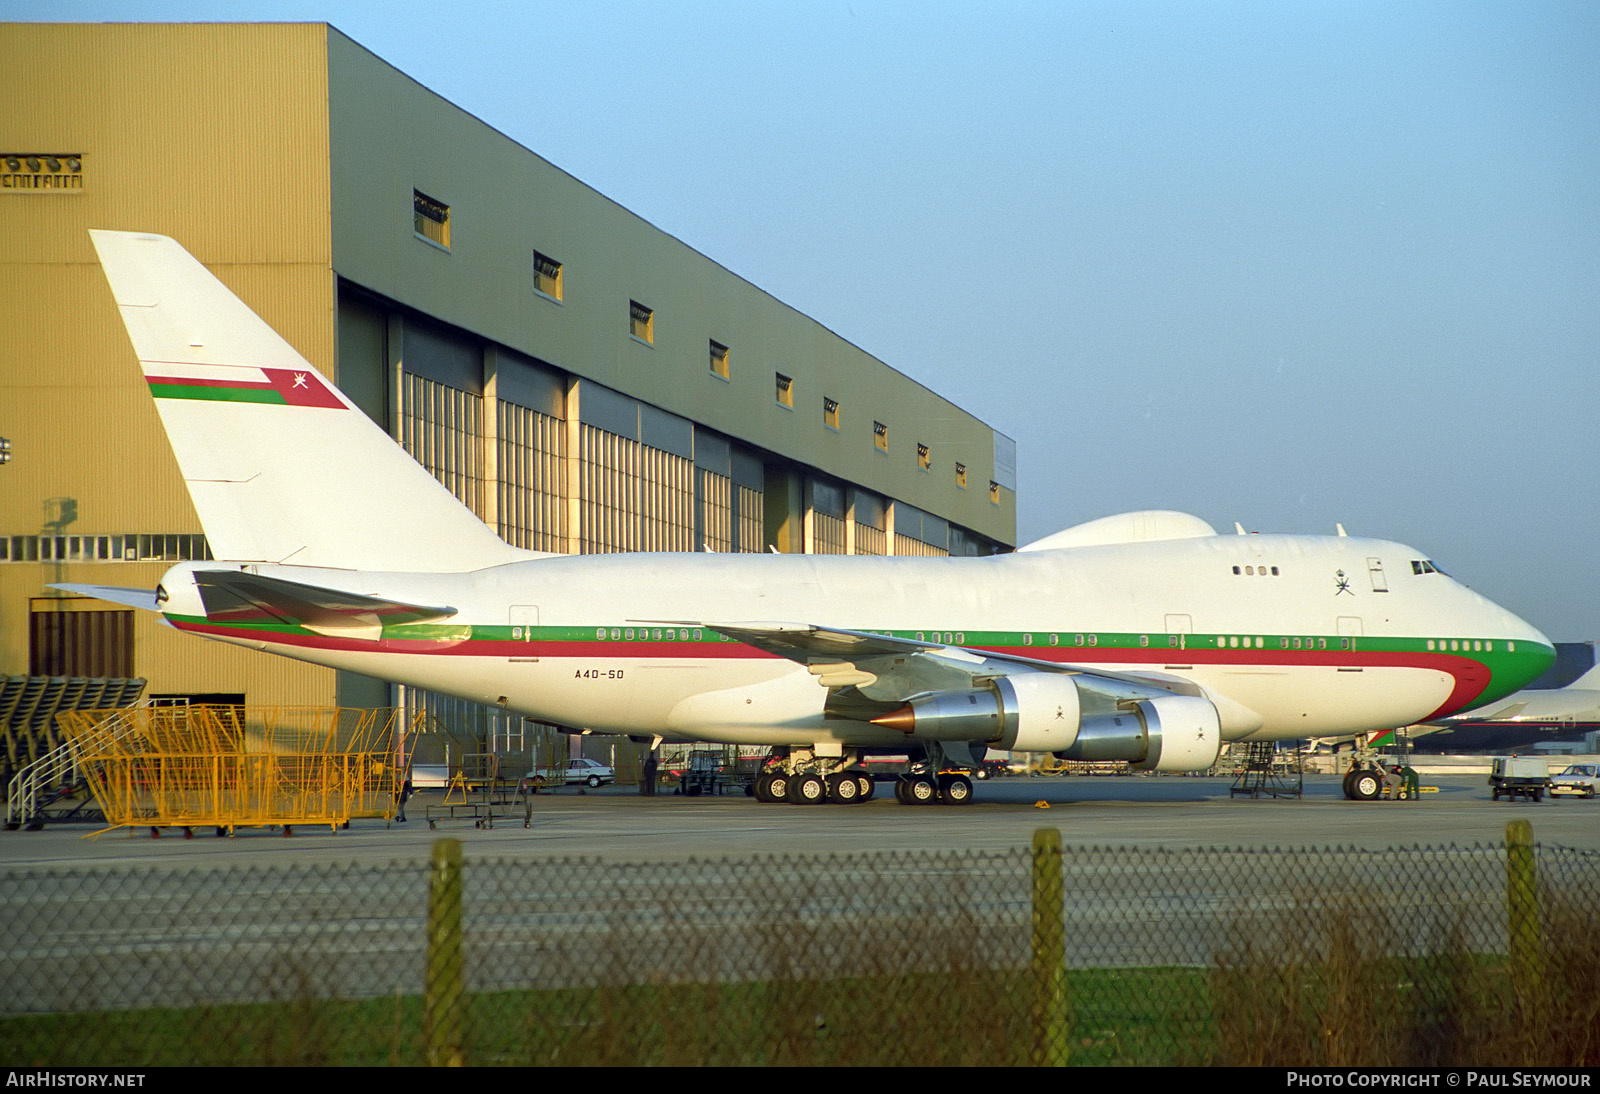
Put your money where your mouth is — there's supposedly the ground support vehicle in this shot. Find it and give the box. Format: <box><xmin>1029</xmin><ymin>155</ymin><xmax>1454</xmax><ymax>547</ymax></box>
<box><xmin>1489</xmin><ymin>757</ymin><xmax>1550</xmax><ymax>802</ymax></box>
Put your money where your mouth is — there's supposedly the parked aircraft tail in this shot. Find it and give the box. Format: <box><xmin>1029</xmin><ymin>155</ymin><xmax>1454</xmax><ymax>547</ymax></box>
<box><xmin>90</xmin><ymin>230</ymin><xmax>529</xmax><ymax>572</ymax></box>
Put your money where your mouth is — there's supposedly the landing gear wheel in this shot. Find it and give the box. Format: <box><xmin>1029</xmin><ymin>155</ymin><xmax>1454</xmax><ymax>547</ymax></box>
<box><xmin>1342</xmin><ymin>771</ymin><xmax>1358</xmax><ymax>800</ymax></box>
<box><xmin>827</xmin><ymin>773</ymin><xmax>860</xmax><ymax>804</ymax></box>
<box><xmin>904</xmin><ymin>775</ymin><xmax>937</xmax><ymax>805</ymax></box>
<box><xmin>1351</xmin><ymin>772</ymin><xmax>1382</xmax><ymax>801</ymax></box>
<box><xmin>940</xmin><ymin>775</ymin><xmax>974</xmax><ymax>805</ymax></box>
<box><xmin>765</xmin><ymin>773</ymin><xmax>789</xmax><ymax>803</ymax></box>
<box><xmin>893</xmin><ymin>778</ymin><xmax>910</xmax><ymax>805</ymax></box>
<box><xmin>856</xmin><ymin>775</ymin><xmax>875</xmax><ymax>801</ymax></box>
<box><xmin>787</xmin><ymin>772</ymin><xmax>826</xmax><ymax>804</ymax></box>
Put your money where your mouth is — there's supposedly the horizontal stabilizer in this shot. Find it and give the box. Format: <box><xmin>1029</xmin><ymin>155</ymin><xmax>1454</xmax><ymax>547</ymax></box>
<box><xmin>192</xmin><ymin>570</ymin><xmax>455</xmax><ymax>641</ymax></box>
<box><xmin>49</xmin><ymin>584</ymin><xmax>164</xmax><ymax>612</ymax></box>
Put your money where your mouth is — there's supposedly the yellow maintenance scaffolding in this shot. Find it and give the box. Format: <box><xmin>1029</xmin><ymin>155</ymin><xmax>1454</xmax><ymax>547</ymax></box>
<box><xmin>56</xmin><ymin>706</ymin><xmax>421</xmax><ymax>837</ymax></box>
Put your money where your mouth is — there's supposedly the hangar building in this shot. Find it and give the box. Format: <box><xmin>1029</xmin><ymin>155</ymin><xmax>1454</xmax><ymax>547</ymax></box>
<box><xmin>0</xmin><ymin>23</ymin><xmax>1017</xmax><ymax>740</ymax></box>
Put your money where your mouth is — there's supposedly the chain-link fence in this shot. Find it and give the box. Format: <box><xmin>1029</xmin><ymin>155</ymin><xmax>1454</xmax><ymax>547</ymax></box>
<box><xmin>3</xmin><ymin>825</ymin><xmax>1598</xmax><ymax>1066</ymax></box>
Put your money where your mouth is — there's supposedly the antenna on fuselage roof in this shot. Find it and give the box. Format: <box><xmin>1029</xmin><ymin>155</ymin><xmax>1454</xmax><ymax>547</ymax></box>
<box><xmin>1336</xmin><ymin>523</ymin><xmax>1348</xmax><ymax>537</ymax></box>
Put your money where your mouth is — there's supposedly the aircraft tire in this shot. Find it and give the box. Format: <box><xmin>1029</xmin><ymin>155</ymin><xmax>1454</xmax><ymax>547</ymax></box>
<box><xmin>893</xmin><ymin>777</ymin><xmax>910</xmax><ymax>804</ymax></box>
<box><xmin>940</xmin><ymin>775</ymin><xmax>974</xmax><ymax>805</ymax></box>
<box><xmin>856</xmin><ymin>775</ymin><xmax>875</xmax><ymax>801</ymax></box>
<box><xmin>766</xmin><ymin>774</ymin><xmax>789</xmax><ymax>803</ymax></box>
<box><xmin>826</xmin><ymin>773</ymin><xmax>860</xmax><ymax>804</ymax></box>
<box><xmin>1342</xmin><ymin>771</ymin><xmax>1358</xmax><ymax>800</ymax></box>
<box><xmin>1351</xmin><ymin>772</ymin><xmax>1382</xmax><ymax>801</ymax></box>
<box><xmin>787</xmin><ymin>773</ymin><xmax>826</xmax><ymax>804</ymax></box>
<box><xmin>906</xmin><ymin>776</ymin><xmax>937</xmax><ymax>805</ymax></box>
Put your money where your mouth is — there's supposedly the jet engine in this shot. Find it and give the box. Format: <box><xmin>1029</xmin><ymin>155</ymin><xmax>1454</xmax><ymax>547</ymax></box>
<box><xmin>871</xmin><ymin>674</ymin><xmax>1221</xmax><ymax>772</ymax></box>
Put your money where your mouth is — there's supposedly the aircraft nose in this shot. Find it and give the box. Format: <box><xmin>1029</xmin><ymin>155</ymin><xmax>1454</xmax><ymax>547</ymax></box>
<box><xmin>1501</xmin><ymin>608</ymin><xmax>1556</xmax><ymax>686</ymax></box>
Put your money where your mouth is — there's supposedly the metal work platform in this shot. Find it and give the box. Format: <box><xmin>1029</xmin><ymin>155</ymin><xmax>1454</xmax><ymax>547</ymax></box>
<box><xmin>53</xmin><ymin>705</ymin><xmax>418</xmax><ymax>836</ymax></box>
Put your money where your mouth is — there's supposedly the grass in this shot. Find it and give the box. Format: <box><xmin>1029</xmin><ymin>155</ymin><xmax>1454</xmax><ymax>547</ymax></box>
<box><xmin>8</xmin><ymin>936</ymin><xmax>1600</xmax><ymax>1066</ymax></box>
<box><xmin>0</xmin><ymin>967</ymin><xmax>1213</xmax><ymax>1067</ymax></box>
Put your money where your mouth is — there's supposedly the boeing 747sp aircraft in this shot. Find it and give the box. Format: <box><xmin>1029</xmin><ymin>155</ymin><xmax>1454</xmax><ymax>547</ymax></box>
<box><xmin>62</xmin><ymin>231</ymin><xmax>1556</xmax><ymax>806</ymax></box>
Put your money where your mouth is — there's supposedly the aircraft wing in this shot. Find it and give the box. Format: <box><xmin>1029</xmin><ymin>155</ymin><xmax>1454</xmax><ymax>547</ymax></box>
<box><xmin>51</xmin><ymin>583</ymin><xmax>164</xmax><ymax>612</ymax></box>
<box><xmin>680</xmin><ymin>620</ymin><xmax>1201</xmax><ymax>703</ymax></box>
<box><xmin>189</xmin><ymin>570</ymin><xmax>456</xmax><ymax>640</ymax></box>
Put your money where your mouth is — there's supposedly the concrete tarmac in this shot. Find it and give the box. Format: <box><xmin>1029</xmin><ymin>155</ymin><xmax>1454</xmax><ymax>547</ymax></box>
<box><xmin>2</xmin><ymin>773</ymin><xmax>1594</xmax><ymax>871</ymax></box>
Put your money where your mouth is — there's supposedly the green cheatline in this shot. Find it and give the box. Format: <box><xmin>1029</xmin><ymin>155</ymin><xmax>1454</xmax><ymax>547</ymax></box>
<box><xmin>147</xmin><ymin>381</ymin><xmax>285</xmax><ymax>404</ymax></box>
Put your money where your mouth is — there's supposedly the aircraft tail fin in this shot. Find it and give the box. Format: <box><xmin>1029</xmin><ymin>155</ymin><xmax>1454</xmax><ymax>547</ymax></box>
<box><xmin>90</xmin><ymin>230</ymin><xmax>529</xmax><ymax>573</ymax></box>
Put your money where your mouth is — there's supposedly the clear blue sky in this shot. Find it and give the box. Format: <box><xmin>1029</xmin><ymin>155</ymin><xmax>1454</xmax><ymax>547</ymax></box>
<box><xmin>25</xmin><ymin>1</ymin><xmax>1600</xmax><ymax>639</ymax></box>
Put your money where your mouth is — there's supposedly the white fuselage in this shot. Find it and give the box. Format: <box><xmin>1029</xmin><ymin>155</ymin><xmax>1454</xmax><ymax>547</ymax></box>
<box><xmin>159</xmin><ymin>531</ymin><xmax>1553</xmax><ymax>749</ymax></box>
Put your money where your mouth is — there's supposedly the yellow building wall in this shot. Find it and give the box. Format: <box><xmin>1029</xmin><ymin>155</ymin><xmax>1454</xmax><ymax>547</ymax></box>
<box><xmin>0</xmin><ymin>23</ymin><xmax>337</xmax><ymax>704</ymax></box>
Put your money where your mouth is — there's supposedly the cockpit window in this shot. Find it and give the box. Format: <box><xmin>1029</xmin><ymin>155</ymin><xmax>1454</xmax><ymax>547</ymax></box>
<box><xmin>1411</xmin><ymin>560</ymin><xmax>1447</xmax><ymax>576</ymax></box>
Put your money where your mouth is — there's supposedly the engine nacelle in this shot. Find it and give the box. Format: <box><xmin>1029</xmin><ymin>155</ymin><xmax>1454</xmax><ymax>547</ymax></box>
<box><xmin>1061</xmin><ymin>695</ymin><xmax>1221</xmax><ymax>772</ymax></box>
<box><xmin>991</xmin><ymin>674</ymin><xmax>1084</xmax><ymax>753</ymax></box>
<box><xmin>873</xmin><ymin>674</ymin><xmax>1084</xmax><ymax>753</ymax></box>
<box><xmin>871</xmin><ymin>674</ymin><xmax>1221</xmax><ymax>774</ymax></box>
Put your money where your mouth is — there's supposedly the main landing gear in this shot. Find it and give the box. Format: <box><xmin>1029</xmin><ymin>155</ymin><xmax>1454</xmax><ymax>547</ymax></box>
<box><xmin>749</xmin><ymin>746</ymin><xmax>977</xmax><ymax>806</ymax></box>
<box><xmin>891</xmin><ymin>771</ymin><xmax>974</xmax><ymax>806</ymax></box>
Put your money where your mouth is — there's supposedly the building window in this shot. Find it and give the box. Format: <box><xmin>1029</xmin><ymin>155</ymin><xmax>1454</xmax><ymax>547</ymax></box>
<box><xmin>709</xmin><ymin>340</ymin><xmax>730</xmax><ymax>380</ymax></box>
<box><xmin>989</xmin><ymin>481</ymin><xmax>1001</xmax><ymax>504</ymax></box>
<box><xmin>401</xmin><ymin>373</ymin><xmax>486</xmax><ymax>518</ymax></box>
<box><xmin>533</xmin><ymin>251</ymin><xmax>562</xmax><ymax>301</ymax></box>
<box><xmin>917</xmin><ymin>443</ymin><xmax>932</xmax><ymax>471</ymax></box>
<box><xmin>497</xmin><ymin>401</ymin><xmax>566</xmax><ymax>553</ymax></box>
<box><xmin>955</xmin><ymin>462</ymin><xmax>967</xmax><ymax>489</ymax></box>
<box><xmin>823</xmin><ymin>397</ymin><xmax>840</xmax><ymax>431</ymax></box>
<box><xmin>775</xmin><ymin>373</ymin><xmax>793</xmax><ymax>409</ymax></box>
<box><xmin>873</xmin><ymin>421</ymin><xmax>888</xmax><ymax>453</ymax></box>
<box><xmin>629</xmin><ymin>301</ymin><xmax>654</xmax><ymax>344</ymax></box>
<box><xmin>413</xmin><ymin>190</ymin><xmax>450</xmax><ymax>250</ymax></box>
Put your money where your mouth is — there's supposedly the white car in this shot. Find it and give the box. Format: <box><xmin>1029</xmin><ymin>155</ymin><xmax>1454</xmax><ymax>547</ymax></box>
<box><xmin>562</xmin><ymin>758</ymin><xmax>615</xmax><ymax>788</ymax></box>
<box><xmin>1550</xmin><ymin>763</ymin><xmax>1599</xmax><ymax>799</ymax></box>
